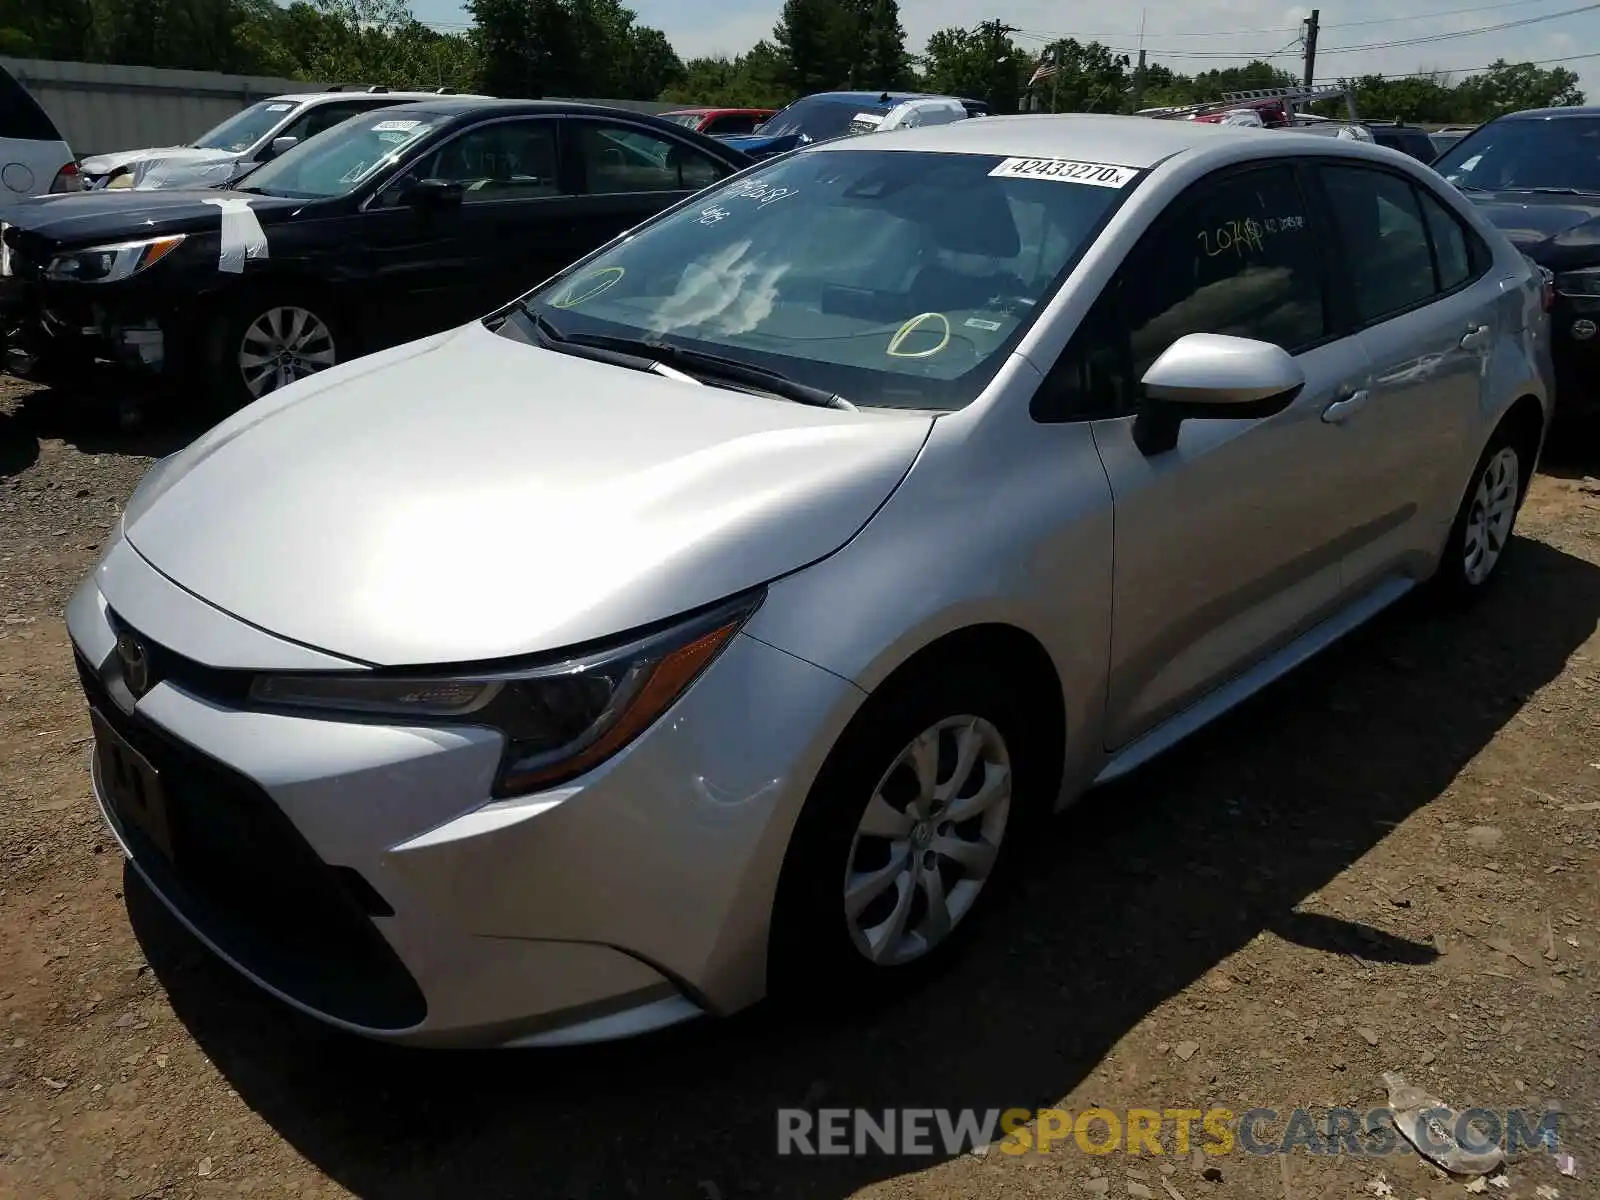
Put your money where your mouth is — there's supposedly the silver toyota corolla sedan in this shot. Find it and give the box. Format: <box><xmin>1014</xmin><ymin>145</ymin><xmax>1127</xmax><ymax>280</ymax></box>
<box><xmin>67</xmin><ymin>114</ymin><xmax>1553</xmax><ymax>1048</ymax></box>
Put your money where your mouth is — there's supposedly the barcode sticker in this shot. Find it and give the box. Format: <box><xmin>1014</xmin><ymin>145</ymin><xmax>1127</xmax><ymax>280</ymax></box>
<box><xmin>988</xmin><ymin>158</ymin><xmax>1138</xmax><ymax>188</ymax></box>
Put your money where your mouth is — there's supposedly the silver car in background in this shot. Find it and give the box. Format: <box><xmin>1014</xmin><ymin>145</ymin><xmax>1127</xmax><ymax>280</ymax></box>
<box><xmin>67</xmin><ymin>115</ymin><xmax>1552</xmax><ymax>1048</ymax></box>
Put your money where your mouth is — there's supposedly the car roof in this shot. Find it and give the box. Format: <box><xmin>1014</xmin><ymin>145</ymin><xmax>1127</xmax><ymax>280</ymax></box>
<box><xmin>1501</xmin><ymin>106</ymin><xmax>1600</xmax><ymax>120</ymax></box>
<box><xmin>665</xmin><ymin>106</ymin><xmax>772</xmax><ymax>115</ymax></box>
<box><xmin>320</xmin><ymin>98</ymin><xmax>693</xmax><ymax>121</ymax></box>
<box><xmin>265</xmin><ymin>90</ymin><xmax>490</xmax><ymax>105</ymax></box>
<box><xmin>814</xmin><ymin>111</ymin><xmax>1386</xmax><ymax>168</ymax></box>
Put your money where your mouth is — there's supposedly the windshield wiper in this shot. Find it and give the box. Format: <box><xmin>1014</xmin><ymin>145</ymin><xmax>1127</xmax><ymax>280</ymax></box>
<box><xmin>542</xmin><ymin>325</ymin><xmax>857</xmax><ymax>411</ymax></box>
<box><xmin>1518</xmin><ymin>186</ymin><xmax>1600</xmax><ymax>196</ymax></box>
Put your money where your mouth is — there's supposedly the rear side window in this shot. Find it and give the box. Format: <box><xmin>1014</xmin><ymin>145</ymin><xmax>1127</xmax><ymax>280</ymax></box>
<box><xmin>0</xmin><ymin>66</ymin><xmax>61</xmax><ymax>143</ymax></box>
<box><xmin>1319</xmin><ymin>163</ymin><xmax>1489</xmax><ymax>325</ymax></box>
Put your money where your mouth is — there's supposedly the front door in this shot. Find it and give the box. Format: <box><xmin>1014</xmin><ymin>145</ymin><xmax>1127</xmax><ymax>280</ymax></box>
<box><xmin>361</xmin><ymin>115</ymin><xmax>589</xmax><ymax>339</ymax></box>
<box><xmin>1056</xmin><ymin>161</ymin><xmax>1374</xmax><ymax>747</ymax></box>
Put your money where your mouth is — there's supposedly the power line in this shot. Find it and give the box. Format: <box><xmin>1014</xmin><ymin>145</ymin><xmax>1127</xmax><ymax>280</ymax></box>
<box><xmin>1317</xmin><ymin>48</ymin><xmax>1600</xmax><ymax>82</ymax></box>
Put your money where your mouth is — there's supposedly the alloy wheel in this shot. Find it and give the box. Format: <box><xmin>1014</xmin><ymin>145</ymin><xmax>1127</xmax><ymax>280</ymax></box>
<box><xmin>1462</xmin><ymin>446</ymin><xmax>1519</xmax><ymax>586</ymax></box>
<box><xmin>842</xmin><ymin>715</ymin><xmax>1012</xmax><ymax>967</ymax></box>
<box><xmin>238</xmin><ymin>306</ymin><xmax>337</xmax><ymax>398</ymax></box>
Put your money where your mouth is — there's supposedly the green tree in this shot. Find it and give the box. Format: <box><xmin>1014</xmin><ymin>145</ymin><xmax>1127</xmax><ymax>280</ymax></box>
<box><xmin>1029</xmin><ymin>39</ymin><xmax>1130</xmax><ymax>113</ymax></box>
<box><xmin>920</xmin><ymin>20</ymin><xmax>1030</xmax><ymax>113</ymax></box>
<box><xmin>1457</xmin><ymin>59</ymin><xmax>1584</xmax><ymax>118</ymax></box>
<box><xmin>772</xmin><ymin>0</ymin><xmax>851</xmax><ymax>94</ymax></box>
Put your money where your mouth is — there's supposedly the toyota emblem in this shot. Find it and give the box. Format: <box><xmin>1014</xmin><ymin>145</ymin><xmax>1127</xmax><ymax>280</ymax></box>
<box><xmin>116</xmin><ymin>631</ymin><xmax>151</xmax><ymax>697</ymax></box>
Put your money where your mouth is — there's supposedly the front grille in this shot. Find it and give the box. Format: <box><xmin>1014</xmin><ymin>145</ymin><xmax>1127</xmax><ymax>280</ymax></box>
<box><xmin>78</xmin><ymin>649</ymin><xmax>428</xmax><ymax>1032</ymax></box>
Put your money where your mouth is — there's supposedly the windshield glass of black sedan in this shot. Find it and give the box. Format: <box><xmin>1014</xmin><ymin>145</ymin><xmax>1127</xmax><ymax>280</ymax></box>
<box><xmin>193</xmin><ymin>99</ymin><xmax>299</xmax><ymax>152</ymax></box>
<box><xmin>1435</xmin><ymin>116</ymin><xmax>1600</xmax><ymax>193</ymax></box>
<box><xmin>516</xmin><ymin>149</ymin><xmax>1135</xmax><ymax>410</ymax></box>
<box><xmin>238</xmin><ymin>112</ymin><xmax>440</xmax><ymax>198</ymax></box>
<box><xmin>759</xmin><ymin>97</ymin><xmax>886</xmax><ymax>141</ymax></box>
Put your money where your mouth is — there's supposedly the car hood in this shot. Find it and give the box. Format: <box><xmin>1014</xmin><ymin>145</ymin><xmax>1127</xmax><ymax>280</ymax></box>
<box><xmin>2</xmin><ymin>187</ymin><xmax>304</xmax><ymax>250</ymax></box>
<box><xmin>79</xmin><ymin>145</ymin><xmax>235</xmax><ymax>179</ymax></box>
<box><xmin>1460</xmin><ymin>189</ymin><xmax>1600</xmax><ymax>271</ymax></box>
<box><xmin>120</xmin><ymin>321</ymin><xmax>934</xmax><ymax>667</ymax></box>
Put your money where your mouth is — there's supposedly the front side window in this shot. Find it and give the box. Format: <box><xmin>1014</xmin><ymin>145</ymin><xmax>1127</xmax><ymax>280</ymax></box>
<box><xmin>1434</xmin><ymin>116</ymin><xmax>1600</xmax><ymax>194</ymax></box>
<box><xmin>511</xmin><ymin>148</ymin><xmax>1138</xmax><ymax>410</ymax></box>
<box><xmin>1320</xmin><ymin>164</ymin><xmax>1437</xmax><ymax>325</ymax></box>
<box><xmin>236</xmin><ymin>110</ymin><xmax>442</xmax><ymax>199</ymax></box>
<box><xmin>276</xmin><ymin>100</ymin><xmax>383</xmax><ymax>148</ymax></box>
<box><xmin>1041</xmin><ymin>163</ymin><xmax>1326</xmax><ymax>421</ymax></box>
<box><xmin>193</xmin><ymin>99</ymin><xmax>301</xmax><ymax>153</ymax></box>
<box><xmin>575</xmin><ymin>122</ymin><xmax>728</xmax><ymax>194</ymax></box>
<box><xmin>706</xmin><ymin>114</ymin><xmax>759</xmax><ymax>136</ymax></box>
<box><xmin>393</xmin><ymin>118</ymin><xmax>563</xmax><ymax>203</ymax></box>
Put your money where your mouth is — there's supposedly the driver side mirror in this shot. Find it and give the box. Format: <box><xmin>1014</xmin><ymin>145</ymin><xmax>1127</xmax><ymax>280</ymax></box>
<box><xmin>264</xmin><ymin>135</ymin><xmax>298</xmax><ymax>161</ymax></box>
<box><xmin>404</xmin><ymin>177</ymin><xmax>465</xmax><ymax>210</ymax></box>
<box><xmin>1132</xmin><ymin>333</ymin><xmax>1305</xmax><ymax>456</ymax></box>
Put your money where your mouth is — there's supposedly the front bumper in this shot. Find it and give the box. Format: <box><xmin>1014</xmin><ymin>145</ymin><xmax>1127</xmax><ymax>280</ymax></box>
<box><xmin>0</xmin><ymin>278</ymin><xmax>172</xmax><ymax>387</ymax></box>
<box><xmin>66</xmin><ymin>542</ymin><xmax>863</xmax><ymax>1047</ymax></box>
<box><xmin>1550</xmin><ymin>295</ymin><xmax>1600</xmax><ymax>419</ymax></box>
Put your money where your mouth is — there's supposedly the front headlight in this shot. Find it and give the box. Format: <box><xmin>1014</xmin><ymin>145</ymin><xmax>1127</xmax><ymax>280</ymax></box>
<box><xmin>45</xmin><ymin>234</ymin><xmax>185</xmax><ymax>283</ymax></box>
<box><xmin>248</xmin><ymin>590</ymin><xmax>764</xmax><ymax>797</ymax></box>
<box><xmin>1554</xmin><ymin>265</ymin><xmax>1600</xmax><ymax>299</ymax></box>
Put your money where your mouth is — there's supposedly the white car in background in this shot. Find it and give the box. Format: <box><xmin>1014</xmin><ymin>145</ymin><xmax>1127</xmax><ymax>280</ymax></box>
<box><xmin>78</xmin><ymin>87</ymin><xmax>483</xmax><ymax>190</ymax></box>
<box><xmin>0</xmin><ymin>63</ymin><xmax>80</xmax><ymax>209</ymax></box>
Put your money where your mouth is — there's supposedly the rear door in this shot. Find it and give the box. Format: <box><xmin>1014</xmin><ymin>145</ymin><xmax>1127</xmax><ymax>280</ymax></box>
<box><xmin>1038</xmin><ymin>159</ymin><xmax>1373</xmax><ymax>746</ymax></box>
<box><xmin>1312</xmin><ymin>160</ymin><xmax>1498</xmax><ymax>593</ymax></box>
<box><xmin>561</xmin><ymin>116</ymin><xmax>739</xmax><ymax>263</ymax></box>
<box><xmin>0</xmin><ymin>66</ymin><xmax>72</xmax><ymax>202</ymax></box>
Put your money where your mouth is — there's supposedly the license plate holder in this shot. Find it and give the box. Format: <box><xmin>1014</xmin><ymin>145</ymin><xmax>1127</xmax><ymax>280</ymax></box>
<box><xmin>91</xmin><ymin>710</ymin><xmax>174</xmax><ymax>862</ymax></box>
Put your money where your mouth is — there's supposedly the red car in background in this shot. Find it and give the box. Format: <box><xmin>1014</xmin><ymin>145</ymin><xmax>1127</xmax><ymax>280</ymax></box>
<box><xmin>661</xmin><ymin>107</ymin><xmax>776</xmax><ymax>137</ymax></box>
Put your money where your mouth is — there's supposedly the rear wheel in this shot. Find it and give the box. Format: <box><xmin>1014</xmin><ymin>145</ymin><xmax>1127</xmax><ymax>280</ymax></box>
<box><xmin>1432</xmin><ymin>430</ymin><xmax>1526</xmax><ymax>600</ymax></box>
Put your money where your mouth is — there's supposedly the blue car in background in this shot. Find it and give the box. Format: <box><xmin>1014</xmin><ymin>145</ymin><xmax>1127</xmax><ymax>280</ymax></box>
<box><xmin>719</xmin><ymin>90</ymin><xmax>990</xmax><ymax>159</ymax></box>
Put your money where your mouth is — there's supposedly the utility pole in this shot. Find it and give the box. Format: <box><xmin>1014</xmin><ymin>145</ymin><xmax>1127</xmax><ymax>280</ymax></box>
<box><xmin>1301</xmin><ymin>8</ymin><xmax>1320</xmax><ymax>90</ymax></box>
<box><xmin>1131</xmin><ymin>8</ymin><xmax>1147</xmax><ymax>112</ymax></box>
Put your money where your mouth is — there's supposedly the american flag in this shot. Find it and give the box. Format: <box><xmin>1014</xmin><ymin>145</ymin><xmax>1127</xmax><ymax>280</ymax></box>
<box><xmin>1028</xmin><ymin>49</ymin><xmax>1060</xmax><ymax>86</ymax></box>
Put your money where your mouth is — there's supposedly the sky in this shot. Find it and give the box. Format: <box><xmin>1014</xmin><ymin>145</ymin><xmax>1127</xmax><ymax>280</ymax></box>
<box><xmin>408</xmin><ymin>0</ymin><xmax>1600</xmax><ymax>98</ymax></box>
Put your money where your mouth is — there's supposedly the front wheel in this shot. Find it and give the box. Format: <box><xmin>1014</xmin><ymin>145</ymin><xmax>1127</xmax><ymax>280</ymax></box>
<box><xmin>207</xmin><ymin>295</ymin><xmax>343</xmax><ymax>413</ymax></box>
<box><xmin>768</xmin><ymin>665</ymin><xmax>1045</xmax><ymax>1003</ymax></box>
<box><xmin>1433</xmin><ymin>431</ymin><xmax>1526</xmax><ymax>600</ymax></box>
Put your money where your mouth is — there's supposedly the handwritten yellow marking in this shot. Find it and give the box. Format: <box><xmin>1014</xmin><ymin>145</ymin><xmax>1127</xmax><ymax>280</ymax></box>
<box><xmin>887</xmin><ymin>312</ymin><xmax>951</xmax><ymax>358</ymax></box>
<box><xmin>551</xmin><ymin>266</ymin><xmax>625</xmax><ymax>309</ymax></box>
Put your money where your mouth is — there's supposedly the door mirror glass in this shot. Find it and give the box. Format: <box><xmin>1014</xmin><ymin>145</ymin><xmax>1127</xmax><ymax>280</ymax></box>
<box><xmin>1140</xmin><ymin>332</ymin><xmax>1305</xmax><ymax>410</ymax></box>
<box><xmin>265</xmin><ymin>136</ymin><xmax>298</xmax><ymax>160</ymax></box>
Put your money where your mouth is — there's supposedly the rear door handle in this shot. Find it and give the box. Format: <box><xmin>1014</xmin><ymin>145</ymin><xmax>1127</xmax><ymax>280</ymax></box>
<box><xmin>1460</xmin><ymin>324</ymin><xmax>1490</xmax><ymax>350</ymax></box>
<box><xmin>1322</xmin><ymin>389</ymin><xmax>1370</xmax><ymax>424</ymax></box>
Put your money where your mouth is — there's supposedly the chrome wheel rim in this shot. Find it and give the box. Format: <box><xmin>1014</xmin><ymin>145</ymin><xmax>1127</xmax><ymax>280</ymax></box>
<box><xmin>238</xmin><ymin>306</ymin><xmax>336</xmax><ymax>398</ymax></box>
<box><xmin>843</xmin><ymin>716</ymin><xmax>1012</xmax><ymax>967</ymax></box>
<box><xmin>1463</xmin><ymin>446</ymin><xmax>1519</xmax><ymax>586</ymax></box>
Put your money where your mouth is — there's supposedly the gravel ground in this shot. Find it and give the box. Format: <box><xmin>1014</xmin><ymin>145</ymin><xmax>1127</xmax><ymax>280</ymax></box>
<box><xmin>1</xmin><ymin>377</ymin><xmax>1598</xmax><ymax>1200</ymax></box>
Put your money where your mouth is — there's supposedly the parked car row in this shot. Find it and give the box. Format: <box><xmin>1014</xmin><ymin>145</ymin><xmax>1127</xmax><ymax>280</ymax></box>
<box><xmin>58</xmin><ymin>104</ymin><xmax>1558</xmax><ymax>1049</ymax></box>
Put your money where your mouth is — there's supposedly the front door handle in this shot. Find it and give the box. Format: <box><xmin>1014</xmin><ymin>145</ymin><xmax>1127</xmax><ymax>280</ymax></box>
<box><xmin>1460</xmin><ymin>324</ymin><xmax>1490</xmax><ymax>350</ymax></box>
<box><xmin>1322</xmin><ymin>389</ymin><xmax>1370</xmax><ymax>424</ymax></box>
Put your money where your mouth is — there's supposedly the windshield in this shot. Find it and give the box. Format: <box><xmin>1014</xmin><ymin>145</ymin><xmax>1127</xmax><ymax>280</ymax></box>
<box><xmin>238</xmin><ymin>111</ymin><xmax>439</xmax><ymax>199</ymax></box>
<box><xmin>1434</xmin><ymin>116</ymin><xmax>1600</xmax><ymax>193</ymax></box>
<box><xmin>193</xmin><ymin>99</ymin><xmax>300</xmax><ymax>152</ymax></box>
<box><xmin>758</xmin><ymin>97</ymin><xmax>891</xmax><ymax>142</ymax></box>
<box><xmin>512</xmin><ymin>148</ymin><xmax>1138</xmax><ymax>410</ymax></box>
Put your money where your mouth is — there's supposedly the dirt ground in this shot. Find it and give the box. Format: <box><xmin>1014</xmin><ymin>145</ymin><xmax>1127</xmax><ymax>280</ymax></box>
<box><xmin>1</xmin><ymin>378</ymin><xmax>1597</xmax><ymax>1200</ymax></box>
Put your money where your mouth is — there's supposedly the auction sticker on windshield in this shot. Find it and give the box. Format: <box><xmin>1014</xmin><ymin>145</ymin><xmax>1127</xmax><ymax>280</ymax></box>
<box><xmin>989</xmin><ymin>158</ymin><xmax>1137</xmax><ymax>188</ymax></box>
<box><xmin>373</xmin><ymin>120</ymin><xmax>421</xmax><ymax>132</ymax></box>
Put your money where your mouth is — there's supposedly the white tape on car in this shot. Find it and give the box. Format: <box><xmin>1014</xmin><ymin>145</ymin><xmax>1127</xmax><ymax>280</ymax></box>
<box><xmin>201</xmin><ymin>198</ymin><xmax>269</xmax><ymax>274</ymax></box>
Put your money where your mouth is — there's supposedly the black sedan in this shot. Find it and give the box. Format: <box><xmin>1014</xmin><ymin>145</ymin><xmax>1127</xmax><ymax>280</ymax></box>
<box><xmin>0</xmin><ymin>100</ymin><xmax>752</xmax><ymax>412</ymax></box>
<box><xmin>1433</xmin><ymin>106</ymin><xmax>1600</xmax><ymax>422</ymax></box>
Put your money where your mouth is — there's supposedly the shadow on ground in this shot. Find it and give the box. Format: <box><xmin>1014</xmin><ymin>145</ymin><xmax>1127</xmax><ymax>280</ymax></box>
<box><xmin>0</xmin><ymin>382</ymin><xmax>203</xmax><ymax>478</ymax></box>
<box><xmin>128</xmin><ymin>537</ymin><xmax>1600</xmax><ymax>1199</ymax></box>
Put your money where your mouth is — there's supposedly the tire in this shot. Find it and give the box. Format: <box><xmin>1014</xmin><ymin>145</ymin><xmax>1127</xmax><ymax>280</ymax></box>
<box><xmin>204</xmin><ymin>291</ymin><xmax>346</xmax><ymax>415</ymax></box>
<box><xmin>768</xmin><ymin>659</ymin><xmax>1051</xmax><ymax>1006</ymax></box>
<box><xmin>1431</xmin><ymin>427</ymin><xmax>1528</xmax><ymax>602</ymax></box>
